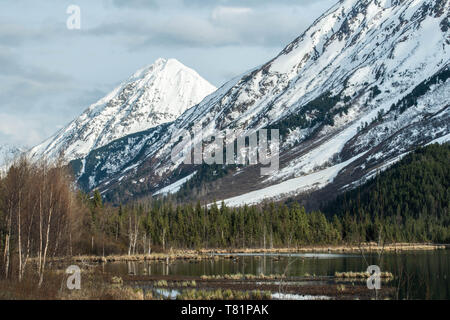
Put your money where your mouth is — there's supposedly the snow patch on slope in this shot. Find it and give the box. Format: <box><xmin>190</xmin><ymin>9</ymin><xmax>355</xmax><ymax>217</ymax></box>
<box><xmin>217</xmin><ymin>154</ymin><xmax>364</xmax><ymax>207</ymax></box>
<box><xmin>153</xmin><ymin>171</ymin><xmax>197</xmax><ymax>196</ymax></box>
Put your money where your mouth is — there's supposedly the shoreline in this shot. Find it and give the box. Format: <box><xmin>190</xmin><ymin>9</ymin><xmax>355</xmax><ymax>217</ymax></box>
<box><xmin>202</xmin><ymin>242</ymin><xmax>447</xmax><ymax>254</ymax></box>
<box><xmin>44</xmin><ymin>243</ymin><xmax>447</xmax><ymax>264</ymax></box>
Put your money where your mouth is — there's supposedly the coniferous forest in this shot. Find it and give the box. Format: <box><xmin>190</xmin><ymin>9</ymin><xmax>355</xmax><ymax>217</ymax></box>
<box><xmin>2</xmin><ymin>144</ymin><xmax>447</xmax><ymax>266</ymax></box>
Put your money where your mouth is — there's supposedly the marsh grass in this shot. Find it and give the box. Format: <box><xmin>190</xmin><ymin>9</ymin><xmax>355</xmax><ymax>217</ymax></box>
<box><xmin>0</xmin><ymin>269</ymin><xmax>144</xmax><ymax>300</ymax></box>
<box><xmin>39</xmin><ymin>243</ymin><xmax>443</xmax><ymax>266</ymax></box>
<box><xmin>176</xmin><ymin>289</ymin><xmax>272</xmax><ymax>300</ymax></box>
<box><xmin>179</xmin><ymin>280</ymin><xmax>197</xmax><ymax>287</ymax></box>
<box><xmin>207</xmin><ymin>243</ymin><xmax>444</xmax><ymax>255</ymax></box>
<box><xmin>337</xmin><ymin>284</ymin><xmax>346</xmax><ymax>292</ymax></box>
<box><xmin>334</xmin><ymin>271</ymin><xmax>394</xmax><ymax>279</ymax></box>
<box><xmin>200</xmin><ymin>273</ymin><xmax>286</xmax><ymax>281</ymax></box>
<box><xmin>154</xmin><ymin>280</ymin><xmax>168</xmax><ymax>287</ymax></box>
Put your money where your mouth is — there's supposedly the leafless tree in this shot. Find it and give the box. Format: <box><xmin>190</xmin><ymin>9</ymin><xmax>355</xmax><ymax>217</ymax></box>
<box><xmin>0</xmin><ymin>156</ymin><xmax>85</xmax><ymax>286</ymax></box>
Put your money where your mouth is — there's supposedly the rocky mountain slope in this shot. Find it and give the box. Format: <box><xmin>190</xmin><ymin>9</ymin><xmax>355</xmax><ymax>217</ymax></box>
<box><xmin>35</xmin><ymin>0</ymin><xmax>449</xmax><ymax>206</ymax></box>
<box><xmin>29</xmin><ymin>58</ymin><xmax>216</xmax><ymax>162</ymax></box>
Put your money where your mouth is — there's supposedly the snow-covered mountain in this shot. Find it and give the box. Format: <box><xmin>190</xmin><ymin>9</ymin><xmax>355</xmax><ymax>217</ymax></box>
<box><xmin>43</xmin><ymin>0</ymin><xmax>449</xmax><ymax>206</ymax></box>
<box><xmin>29</xmin><ymin>58</ymin><xmax>217</xmax><ymax>162</ymax></box>
<box><xmin>0</xmin><ymin>144</ymin><xmax>24</xmax><ymax>176</ymax></box>
<box><xmin>0</xmin><ymin>144</ymin><xmax>22</xmax><ymax>160</ymax></box>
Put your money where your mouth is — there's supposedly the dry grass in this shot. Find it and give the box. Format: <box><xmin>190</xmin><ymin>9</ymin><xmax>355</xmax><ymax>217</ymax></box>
<box><xmin>61</xmin><ymin>286</ymin><xmax>144</xmax><ymax>300</ymax></box>
<box><xmin>205</xmin><ymin>243</ymin><xmax>445</xmax><ymax>255</ymax></box>
<box><xmin>337</xmin><ymin>284</ymin><xmax>346</xmax><ymax>292</ymax></box>
<box><xmin>176</xmin><ymin>289</ymin><xmax>272</xmax><ymax>300</ymax></box>
<box><xmin>0</xmin><ymin>269</ymin><xmax>145</xmax><ymax>300</ymax></box>
<box><xmin>45</xmin><ymin>251</ymin><xmax>214</xmax><ymax>264</ymax></box>
<box><xmin>0</xmin><ymin>274</ymin><xmax>63</xmax><ymax>300</ymax></box>
<box><xmin>334</xmin><ymin>271</ymin><xmax>394</xmax><ymax>279</ymax></box>
<box><xmin>35</xmin><ymin>243</ymin><xmax>444</xmax><ymax>266</ymax></box>
<box><xmin>200</xmin><ymin>273</ymin><xmax>286</xmax><ymax>281</ymax></box>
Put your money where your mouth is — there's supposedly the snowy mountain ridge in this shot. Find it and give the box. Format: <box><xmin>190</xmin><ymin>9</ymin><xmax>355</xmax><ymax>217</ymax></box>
<box><xmin>32</xmin><ymin>0</ymin><xmax>450</xmax><ymax>206</ymax></box>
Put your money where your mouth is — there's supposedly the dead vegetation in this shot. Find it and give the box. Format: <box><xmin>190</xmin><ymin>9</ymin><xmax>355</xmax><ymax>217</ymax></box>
<box><xmin>200</xmin><ymin>273</ymin><xmax>286</xmax><ymax>281</ymax></box>
<box><xmin>0</xmin><ymin>269</ymin><xmax>144</xmax><ymax>300</ymax></box>
<box><xmin>205</xmin><ymin>243</ymin><xmax>445</xmax><ymax>254</ymax></box>
<box><xmin>334</xmin><ymin>271</ymin><xmax>394</xmax><ymax>279</ymax></box>
<box><xmin>41</xmin><ymin>243</ymin><xmax>444</xmax><ymax>265</ymax></box>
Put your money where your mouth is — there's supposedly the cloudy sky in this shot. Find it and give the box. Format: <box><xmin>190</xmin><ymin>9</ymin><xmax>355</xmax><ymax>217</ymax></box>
<box><xmin>0</xmin><ymin>0</ymin><xmax>336</xmax><ymax>148</ymax></box>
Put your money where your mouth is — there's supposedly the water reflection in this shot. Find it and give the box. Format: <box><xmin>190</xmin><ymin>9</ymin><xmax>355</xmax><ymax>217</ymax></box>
<box><xmin>104</xmin><ymin>250</ymin><xmax>450</xmax><ymax>299</ymax></box>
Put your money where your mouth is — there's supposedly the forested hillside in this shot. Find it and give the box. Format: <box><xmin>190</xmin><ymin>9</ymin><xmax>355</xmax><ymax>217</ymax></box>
<box><xmin>323</xmin><ymin>143</ymin><xmax>450</xmax><ymax>242</ymax></box>
<box><xmin>71</xmin><ymin>144</ymin><xmax>450</xmax><ymax>254</ymax></box>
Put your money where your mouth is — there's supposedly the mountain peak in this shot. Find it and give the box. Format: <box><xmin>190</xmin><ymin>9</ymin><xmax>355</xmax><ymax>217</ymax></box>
<box><xmin>129</xmin><ymin>58</ymin><xmax>186</xmax><ymax>81</ymax></box>
<box><xmin>30</xmin><ymin>59</ymin><xmax>217</xmax><ymax>162</ymax></box>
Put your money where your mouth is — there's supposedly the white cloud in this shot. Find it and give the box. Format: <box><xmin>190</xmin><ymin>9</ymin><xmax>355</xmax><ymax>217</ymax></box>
<box><xmin>89</xmin><ymin>1</ymin><xmax>334</xmax><ymax>48</ymax></box>
<box><xmin>0</xmin><ymin>114</ymin><xmax>43</xmax><ymax>147</ymax></box>
<box><xmin>211</xmin><ymin>6</ymin><xmax>253</xmax><ymax>21</ymax></box>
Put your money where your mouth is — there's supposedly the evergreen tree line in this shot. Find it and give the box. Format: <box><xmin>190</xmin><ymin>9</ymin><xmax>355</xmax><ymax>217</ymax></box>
<box><xmin>1</xmin><ymin>144</ymin><xmax>449</xmax><ymax>265</ymax></box>
<box><xmin>78</xmin><ymin>143</ymin><xmax>448</xmax><ymax>254</ymax></box>
<box><xmin>81</xmin><ymin>191</ymin><xmax>448</xmax><ymax>256</ymax></box>
<box><xmin>323</xmin><ymin>143</ymin><xmax>450</xmax><ymax>243</ymax></box>
<box><xmin>82</xmin><ymin>198</ymin><xmax>345</xmax><ymax>253</ymax></box>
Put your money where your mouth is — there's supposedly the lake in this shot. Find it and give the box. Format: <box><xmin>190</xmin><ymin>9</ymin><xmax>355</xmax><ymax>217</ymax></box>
<box><xmin>104</xmin><ymin>250</ymin><xmax>450</xmax><ymax>300</ymax></box>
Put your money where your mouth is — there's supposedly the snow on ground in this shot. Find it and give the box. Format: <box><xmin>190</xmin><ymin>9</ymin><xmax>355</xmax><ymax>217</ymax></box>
<box><xmin>344</xmin><ymin>132</ymin><xmax>450</xmax><ymax>191</ymax></box>
<box><xmin>153</xmin><ymin>171</ymin><xmax>197</xmax><ymax>196</ymax></box>
<box><xmin>216</xmin><ymin>154</ymin><xmax>363</xmax><ymax>207</ymax></box>
<box><xmin>342</xmin><ymin>152</ymin><xmax>407</xmax><ymax>191</ymax></box>
<box><xmin>426</xmin><ymin>133</ymin><xmax>450</xmax><ymax>145</ymax></box>
<box><xmin>271</xmin><ymin>293</ymin><xmax>330</xmax><ymax>300</ymax></box>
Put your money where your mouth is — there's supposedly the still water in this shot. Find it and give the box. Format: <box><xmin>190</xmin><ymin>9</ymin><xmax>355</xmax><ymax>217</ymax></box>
<box><xmin>104</xmin><ymin>250</ymin><xmax>450</xmax><ymax>300</ymax></box>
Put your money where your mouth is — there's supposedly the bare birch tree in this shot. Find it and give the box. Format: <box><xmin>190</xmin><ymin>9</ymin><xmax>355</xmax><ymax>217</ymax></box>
<box><xmin>0</xmin><ymin>156</ymin><xmax>84</xmax><ymax>286</ymax></box>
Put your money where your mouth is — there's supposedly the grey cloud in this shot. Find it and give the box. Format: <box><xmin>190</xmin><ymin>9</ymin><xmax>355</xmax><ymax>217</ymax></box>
<box><xmin>0</xmin><ymin>22</ymin><xmax>63</xmax><ymax>47</ymax></box>
<box><xmin>0</xmin><ymin>51</ymin><xmax>71</xmax><ymax>84</ymax></box>
<box><xmin>0</xmin><ymin>111</ymin><xmax>58</xmax><ymax>147</ymax></box>
<box><xmin>0</xmin><ymin>50</ymin><xmax>73</xmax><ymax>115</ymax></box>
<box><xmin>0</xmin><ymin>50</ymin><xmax>23</xmax><ymax>74</ymax></box>
<box><xmin>66</xmin><ymin>88</ymin><xmax>107</xmax><ymax>111</ymax></box>
<box><xmin>111</xmin><ymin>0</ymin><xmax>159</xmax><ymax>9</ymax></box>
<box><xmin>111</xmin><ymin>0</ymin><xmax>329</xmax><ymax>10</ymax></box>
<box><xmin>182</xmin><ymin>0</ymin><xmax>331</xmax><ymax>8</ymax></box>
<box><xmin>88</xmin><ymin>0</ymin><xmax>334</xmax><ymax>49</ymax></box>
<box><xmin>0</xmin><ymin>24</ymin><xmax>45</xmax><ymax>46</ymax></box>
